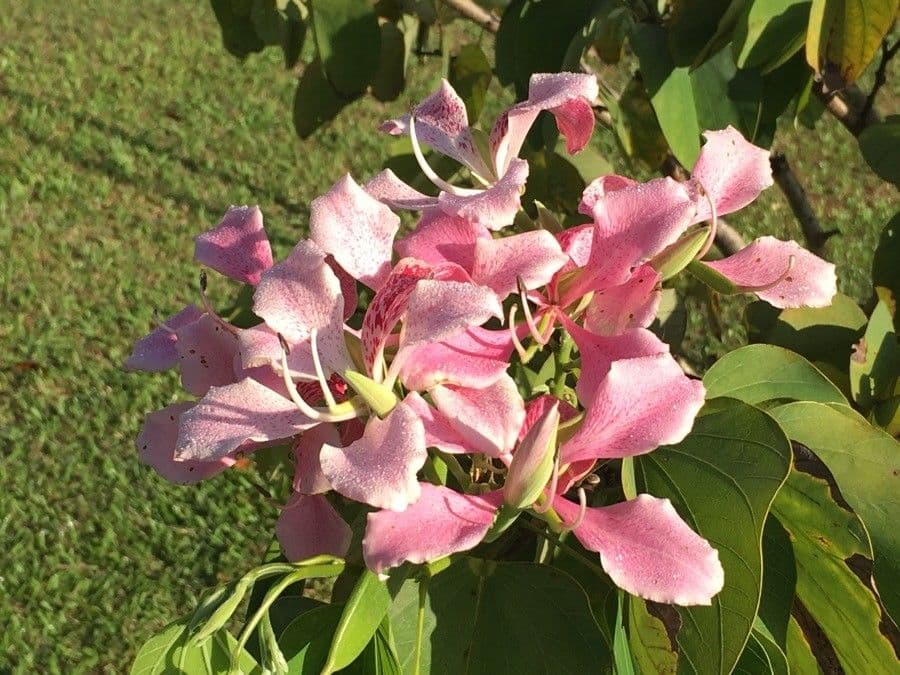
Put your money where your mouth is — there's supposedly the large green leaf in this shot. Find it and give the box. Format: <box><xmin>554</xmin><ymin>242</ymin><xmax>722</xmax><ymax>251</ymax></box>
<box><xmin>389</xmin><ymin>558</ymin><xmax>610</xmax><ymax>673</ymax></box>
<box><xmin>631</xmin><ymin>24</ymin><xmax>701</xmax><ymax>168</ymax></box>
<box><xmin>448</xmin><ymin>44</ymin><xmax>492</xmax><ymax>123</ymax></box>
<box><xmin>873</xmin><ymin>213</ymin><xmax>900</xmax><ymax>319</ymax></box>
<box><xmin>690</xmin><ymin>47</ymin><xmax>762</xmax><ymax>142</ymax></box>
<box><xmin>634</xmin><ymin>398</ymin><xmax>792</xmax><ymax>674</ymax></box>
<box><xmin>783</xmin><ymin>616</ymin><xmax>820</xmax><ymax>674</ymax></box>
<box><xmin>757</xmin><ymin>518</ymin><xmax>796</xmax><ymax>648</ymax></box>
<box><xmin>769</xmin><ymin>401</ymin><xmax>900</xmax><ymax>623</ymax></box>
<box><xmin>211</xmin><ymin>0</ymin><xmax>267</xmax><ymax>58</ymax></box>
<box><xmin>292</xmin><ymin>60</ymin><xmax>357</xmax><ymax>138</ymax></box>
<box><xmin>805</xmin><ymin>0</ymin><xmax>898</xmax><ymax>84</ymax></box>
<box><xmin>323</xmin><ymin>569</ymin><xmax>393</xmax><ymax>673</ymax></box>
<box><xmin>859</xmin><ymin>115</ymin><xmax>900</xmax><ymax>186</ymax></box>
<box><xmin>309</xmin><ymin>0</ymin><xmax>381</xmax><ymax>95</ymax></box>
<box><xmin>627</xmin><ymin>597</ymin><xmax>677</xmax><ymax>674</ymax></box>
<box><xmin>131</xmin><ymin>620</ymin><xmax>260</xmax><ymax>675</ymax></box>
<box><xmin>733</xmin><ymin>0</ymin><xmax>811</xmax><ymax>72</ymax></box>
<box><xmin>371</xmin><ymin>22</ymin><xmax>406</xmax><ymax>102</ymax></box>
<box><xmin>615</xmin><ymin>75</ymin><xmax>669</xmax><ymax>168</ymax></box>
<box><xmin>666</xmin><ymin>0</ymin><xmax>745</xmax><ymax>66</ymax></box>
<box><xmin>850</xmin><ymin>296</ymin><xmax>899</xmax><ymax>410</ymax></box>
<box><xmin>772</xmin><ymin>470</ymin><xmax>897</xmax><ymax>670</ymax></box>
<box><xmin>703</xmin><ymin>344</ymin><xmax>847</xmax><ymax>405</ymax></box>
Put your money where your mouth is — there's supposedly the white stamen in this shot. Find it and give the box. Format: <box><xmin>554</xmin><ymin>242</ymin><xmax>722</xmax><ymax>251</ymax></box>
<box><xmin>409</xmin><ymin>116</ymin><xmax>482</xmax><ymax>198</ymax></box>
<box><xmin>508</xmin><ymin>305</ymin><xmax>529</xmax><ymax>360</ymax></box>
<box><xmin>309</xmin><ymin>328</ymin><xmax>338</xmax><ymax>411</ymax></box>
<box><xmin>277</xmin><ymin>334</ymin><xmax>358</xmax><ymax>423</ymax></box>
<box><xmin>695</xmin><ymin>182</ymin><xmax>718</xmax><ymax>261</ymax></box>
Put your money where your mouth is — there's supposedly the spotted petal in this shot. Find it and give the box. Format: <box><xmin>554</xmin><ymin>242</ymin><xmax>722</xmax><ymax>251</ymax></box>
<box><xmin>276</xmin><ymin>493</ymin><xmax>352</xmax><ymax>562</ymax></box>
<box><xmin>583</xmin><ymin>265</ymin><xmax>661</xmax><ymax>336</ymax></box>
<box><xmin>364</xmin><ymin>169</ymin><xmax>438</xmax><ymax>211</ymax></box>
<box><xmin>402</xmin><ymin>279</ymin><xmax>503</xmax><ymax>352</ymax></box>
<box><xmin>124</xmin><ymin>305</ymin><xmax>203</xmax><ymax>372</ymax></box>
<box><xmin>292</xmin><ymin>423</ymin><xmax>337</xmax><ymax>495</ymax></box>
<box><xmin>363</xmin><ymin>484</ymin><xmax>502</xmax><ymax>573</ymax></box>
<box><xmin>437</xmin><ymin>158</ymin><xmax>529</xmax><ymax>231</ymax></box>
<box><xmin>175</xmin><ymin>313</ymin><xmax>240</xmax><ymax>396</ymax></box>
<box><xmin>395</xmin><ymin>209</ymin><xmax>491</xmax><ymax>270</ymax></box>
<box><xmin>194</xmin><ymin>205</ymin><xmax>273</xmax><ymax>285</ymax></box>
<box><xmin>471</xmin><ymin>229</ymin><xmax>569</xmax><ymax>298</ymax></box>
<box><xmin>555</xmin><ymin>494</ymin><xmax>724</xmax><ymax>605</ymax></box>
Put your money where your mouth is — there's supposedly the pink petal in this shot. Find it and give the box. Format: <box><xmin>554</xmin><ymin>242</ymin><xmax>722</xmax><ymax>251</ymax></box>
<box><xmin>399</xmin><ymin>326</ymin><xmax>515</xmax><ymax>391</ymax></box>
<box><xmin>124</xmin><ymin>305</ymin><xmax>203</xmax><ymax>372</ymax></box>
<box><xmin>292</xmin><ymin>424</ymin><xmax>336</xmax><ymax>495</ymax></box>
<box><xmin>175</xmin><ymin>313</ymin><xmax>240</xmax><ymax>396</ymax></box>
<box><xmin>236</xmin><ymin>324</ymin><xmax>317</xmax><ymax>380</ymax></box>
<box><xmin>395</xmin><ymin>209</ymin><xmax>491</xmax><ymax>271</ymax></box>
<box><xmin>364</xmin><ymin>169</ymin><xmax>438</xmax><ymax>211</ymax></box>
<box><xmin>405</xmin><ymin>391</ymin><xmax>473</xmax><ymax>454</ymax></box>
<box><xmin>319</xmin><ymin>401</ymin><xmax>427</xmax><ymax>511</ymax></box>
<box><xmin>137</xmin><ymin>403</ymin><xmax>233</xmax><ymax>484</ymax></box>
<box><xmin>583</xmin><ymin>265</ymin><xmax>661</xmax><ymax>336</ymax></box>
<box><xmin>561</xmin><ymin>354</ymin><xmax>705</xmax><ymax>463</ymax></box>
<box><xmin>690</xmin><ymin>126</ymin><xmax>773</xmax><ymax>221</ymax></box>
<box><xmin>557</xmin><ymin>223</ymin><xmax>595</xmax><ymax>267</ymax></box>
<box><xmin>554</xmin><ymin>494</ymin><xmax>724</xmax><ymax>605</ymax></box>
<box><xmin>327</xmin><ymin>256</ymin><xmax>358</xmax><ymax>320</ymax></box>
<box><xmin>492</xmin><ymin>72</ymin><xmax>599</xmax><ymax>172</ymax></box>
<box><xmin>704</xmin><ymin>236</ymin><xmax>837</xmax><ymax>308</ymax></box>
<box><xmin>175</xmin><ymin>377</ymin><xmax>314</xmax><ymax>461</ymax></box>
<box><xmin>379</xmin><ymin>80</ymin><xmax>492</xmax><ymax>178</ymax></box>
<box><xmin>437</xmin><ymin>158</ymin><xmax>529</xmax><ymax>231</ymax></box>
<box><xmin>276</xmin><ymin>493</ymin><xmax>352</xmax><ymax>562</ymax></box>
<box><xmin>401</xmin><ymin>279</ymin><xmax>503</xmax><ymax>352</ymax></box>
<box><xmin>310</xmin><ymin>174</ymin><xmax>400</xmax><ymax>289</ymax></box>
<box><xmin>253</xmin><ymin>240</ymin><xmax>350</xmax><ymax>373</ymax></box>
<box><xmin>194</xmin><ymin>206</ymin><xmax>273</xmax><ymax>285</ymax></box>
<box><xmin>363</xmin><ymin>484</ymin><xmax>502</xmax><ymax>573</ymax></box>
<box><xmin>579</xmin><ymin>175</ymin><xmax>638</xmax><ymax>217</ymax></box>
<box><xmin>430</xmin><ymin>374</ymin><xmax>526</xmax><ymax>459</ymax></box>
<box><xmin>361</xmin><ymin>258</ymin><xmax>435</xmax><ymax>372</ymax></box>
<box><xmin>519</xmin><ymin>394</ymin><xmax>579</xmax><ymax>443</ymax></box>
<box><xmin>471</xmin><ymin>229</ymin><xmax>569</xmax><ymax>297</ymax></box>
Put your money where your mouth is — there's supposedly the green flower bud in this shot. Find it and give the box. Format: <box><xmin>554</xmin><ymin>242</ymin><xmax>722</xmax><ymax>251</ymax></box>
<box><xmin>342</xmin><ymin>370</ymin><xmax>399</xmax><ymax>418</ymax></box>
<box><xmin>650</xmin><ymin>226</ymin><xmax>709</xmax><ymax>281</ymax></box>
<box><xmin>503</xmin><ymin>402</ymin><xmax>560</xmax><ymax>509</ymax></box>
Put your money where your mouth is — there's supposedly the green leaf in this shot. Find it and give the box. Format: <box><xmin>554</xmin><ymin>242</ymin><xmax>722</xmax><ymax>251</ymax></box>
<box><xmin>371</xmin><ymin>22</ymin><xmax>406</xmax><ymax>102</ymax></box>
<box><xmin>850</xmin><ymin>296</ymin><xmax>899</xmax><ymax>410</ymax></box>
<box><xmin>627</xmin><ymin>598</ymin><xmax>677</xmax><ymax>675</ymax></box>
<box><xmin>650</xmin><ymin>288</ymin><xmax>687</xmax><ymax>350</ymax></box>
<box><xmin>339</xmin><ymin>619</ymin><xmax>401</xmax><ymax>675</ymax></box>
<box><xmin>281</xmin><ymin>603</ymin><xmax>346</xmax><ymax>674</ymax></box>
<box><xmin>496</xmin><ymin>0</ymin><xmax>594</xmax><ymax>99</ymax></box>
<box><xmin>704</xmin><ymin>344</ymin><xmax>847</xmax><ymax>405</ymax></box>
<box><xmin>733</xmin><ymin>0</ymin><xmax>811</xmax><ymax>72</ymax></box>
<box><xmin>859</xmin><ymin>115</ymin><xmax>900</xmax><ymax>186</ymax></box>
<box><xmin>634</xmin><ymin>398</ymin><xmax>793</xmax><ymax>674</ymax></box>
<box><xmin>631</xmin><ymin>23</ymin><xmax>701</xmax><ymax>168</ymax></box>
<box><xmin>772</xmin><ymin>470</ymin><xmax>897</xmax><ymax>670</ymax></box>
<box><xmin>448</xmin><ymin>44</ymin><xmax>492</xmax><ymax>123</ymax></box>
<box><xmin>733</xmin><ymin>619</ymin><xmax>789</xmax><ymax>675</ymax></box>
<box><xmin>873</xmin><ymin>212</ymin><xmax>900</xmax><ymax>319</ymax></box>
<box><xmin>323</xmin><ymin>569</ymin><xmax>392</xmax><ymax>673</ymax></box>
<box><xmin>690</xmin><ymin>47</ymin><xmax>763</xmax><ymax>142</ymax></box>
<box><xmin>768</xmin><ymin>401</ymin><xmax>900</xmax><ymax>623</ymax></box>
<box><xmin>131</xmin><ymin>619</ymin><xmax>260</xmax><ymax>675</ymax></box>
<box><xmin>282</xmin><ymin>7</ymin><xmax>307</xmax><ymax>69</ymax></box>
<box><xmin>805</xmin><ymin>0</ymin><xmax>897</xmax><ymax>85</ymax></box>
<box><xmin>686</xmin><ymin>259</ymin><xmax>739</xmax><ymax>294</ymax></box>
<box><xmin>615</xmin><ymin>75</ymin><xmax>669</xmax><ymax>168</ymax></box>
<box><xmin>667</xmin><ymin>0</ymin><xmax>747</xmax><ymax>66</ymax></box>
<box><xmin>211</xmin><ymin>0</ymin><xmax>267</xmax><ymax>58</ymax></box>
<box><xmin>251</xmin><ymin>0</ymin><xmax>288</xmax><ymax>45</ymax></box>
<box><xmin>389</xmin><ymin>558</ymin><xmax>611</xmax><ymax>673</ymax></box>
<box><xmin>612</xmin><ymin>592</ymin><xmax>636</xmax><ymax>675</ymax></box>
<box><xmin>783</xmin><ymin>615</ymin><xmax>820</xmax><ymax>674</ymax></box>
<box><xmin>757</xmin><ymin>518</ymin><xmax>796</xmax><ymax>648</ymax></box>
<box><xmin>292</xmin><ymin>60</ymin><xmax>357</xmax><ymax>139</ymax></box>
<box><xmin>309</xmin><ymin>0</ymin><xmax>381</xmax><ymax>95</ymax></box>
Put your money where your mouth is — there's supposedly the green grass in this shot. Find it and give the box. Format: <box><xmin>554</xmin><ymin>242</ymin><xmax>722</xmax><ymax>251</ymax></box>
<box><xmin>0</xmin><ymin>2</ymin><xmax>895</xmax><ymax>671</ymax></box>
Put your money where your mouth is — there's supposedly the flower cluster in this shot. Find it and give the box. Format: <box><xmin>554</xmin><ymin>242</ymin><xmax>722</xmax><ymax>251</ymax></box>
<box><xmin>127</xmin><ymin>73</ymin><xmax>836</xmax><ymax>606</ymax></box>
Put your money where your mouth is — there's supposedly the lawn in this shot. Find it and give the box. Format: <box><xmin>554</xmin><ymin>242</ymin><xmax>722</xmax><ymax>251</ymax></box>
<box><xmin>0</xmin><ymin>1</ymin><xmax>895</xmax><ymax>671</ymax></box>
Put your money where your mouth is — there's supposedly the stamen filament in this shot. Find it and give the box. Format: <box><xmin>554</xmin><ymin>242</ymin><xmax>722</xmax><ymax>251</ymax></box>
<box><xmin>508</xmin><ymin>305</ymin><xmax>529</xmax><ymax>360</ymax></box>
<box><xmin>277</xmin><ymin>334</ymin><xmax>359</xmax><ymax>423</ymax></box>
<box><xmin>695</xmin><ymin>182</ymin><xmax>718</xmax><ymax>261</ymax></box>
<box><xmin>198</xmin><ymin>270</ymin><xmax>239</xmax><ymax>336</ymax></box>
<box><xmin>409</xmin><ymin>116</ymin><xmax>482</xmax><ymax>198</ymax></box>
<box><xmin>560</xmin><ymin>488</ymin><xmax>587</xmax><ymax>532</ymax></box>
<box><xmin>309</xmin><ymin>328</ymin><xmax>338</xmax><ymax>411</ymax></box>
<box><xmin>517</xmin><ymin>277</ymin><xmax>551</xmax><ymax>345</ymax></box>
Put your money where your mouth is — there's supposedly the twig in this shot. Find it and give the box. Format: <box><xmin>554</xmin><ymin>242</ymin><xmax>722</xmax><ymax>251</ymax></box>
<box><xmin>438</xmin><ymin>0</ymin><xmax>500</xmax><ymax>33</ymax></box>
<box><xmin>815</xmin><ymin>83</ymin><xmax>882</xmax><ymax>136</ymax></box>
<box><xmin>859</xmin><ymin>38</ymin><xmax>899</xmax><ymax>132</ymax></box>
<box><xmin>770</xmin><ymin>153</ymin><xmax>838</xmax><ymax>256</ymax></box>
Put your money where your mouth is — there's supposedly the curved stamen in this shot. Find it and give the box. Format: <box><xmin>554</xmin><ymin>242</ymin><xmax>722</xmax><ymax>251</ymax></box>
<box><xmin>199</xmin><ymin>270</ymin><xmax>239</xmax><ymax>336</ymax></box>
<box><xmin>694</xmin><ymin>182</ymin><xmax>718</xmax><ymax>261</ymax></box>
<box><xmin>409</xmin><ymin>116</ymin><xmax>482</xmax><ymax>198</ymax></box>
<box><xmin>277</xmin><ymin>334</ymin><xmax>358</xmax><ymax>423</ymax></box>
<box><xmin>560</xmin><ymin>488</ymin><xmax>587</xmax><ymax>532</ymax></box>
<box><xmin>309</xmin><ymin>328</ymin><xmax>338</xmax><ymax>411</ymax></box>
<box><xmin>508</xmin><ymin>304</ymin><xmax>529</xmax><ymax>360</ymax></box>
<box><xmin>739</xmin><ymin>254</ymin><xmax>796</xmax><ymax>293</ymax></box>
<box><xmin>518</xmin><ymin>277</ymin><xmax>552</xmax><ymax>345</ymax></box>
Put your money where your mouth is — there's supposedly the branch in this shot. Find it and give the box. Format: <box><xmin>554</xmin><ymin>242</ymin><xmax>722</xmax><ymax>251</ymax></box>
<box><xmin>859</xmin><ymin>38</ymin><xmax>900</xmax><ymax>130</ymax></box>
<box><xmin>816</xmin><ymin>83</ymin><xmax>882</xmax><ymax>136</ymax></box>
<box><xmin>770</xmin><ymin>153</ymin><xmax>838</xmax><ymax>256</ymax></box>
<box><xmin>439</xmin><ymin>0</ymin><xmax>500</xmax><ymax>33</ymax></box>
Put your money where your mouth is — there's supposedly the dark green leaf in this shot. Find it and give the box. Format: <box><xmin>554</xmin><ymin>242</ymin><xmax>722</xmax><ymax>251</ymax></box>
<box><xmin>211</xmin><ymin>0</ymin><xmax>266</xmax><ymax>58</ymax></box>
<box><xmin>634</xmin><ymin>398</ymin><xmax>792</xmax><ymax>674</ymax></box>
<box><xmin>769</xmin><ymin>401</ymin><xmax>900</xmax><ymax>624</ymax></box>
<box><xmin>292</xmin><ymin>60</ymin><xmax>357</xmax><ymax>139</ymax></box>
<box><xmin>850</xmin><ymin>296</ymin><xmax>899</xmax><ymax>410</ymax></box>
<box><xmin>733</xmin><ymin>620</ymin><xmax>789</xmax><ymax>675</ymax></box>
<box><xmin>131</xmin><ymin>619</ymin><xmax>260</xmax><ymax>675</ymax></box>
<box><xmin>371</xmin><ymin>22</ymin><xmax>406</xmax><ymax>102</ymax></box>
<box><xmin>873</xmin><ymin>212</ymin><xmax>900</xmax><ymax>317</ymax></box>
<box><xmin>389</xmin><ymin>558</ymin><xmax>611</xmax><ymax>673</ymax></box>
<box><xmin>615</xmin><ymin>76</ymin><xmax>669</xmax><ymax>168</ymax></box>
<box><xmin>783</xmin><ymin>615</ymin><xmax>820</xmax><ymax>674</ymax></box>
<box><xmin>758</xmin><ymin>518</ymin><xmax>796</xmax><ymax>648</ymax></box>
<box><xmin>251</xmin><ymin>0</ymin><xmax>287</xmax><ymax>45</ymax></box>
<box><xmin>323</xmin><ymin>569</ymin><xmax>392</xmax><ymax>673</ymax></box>
<box><xmin>666</xmin><ymin>0</ymin><xmax>744</xmax><ymax>67</ymax></box>
<box><xmin>448</xmin><ymin>44</ymin><xmax>492</xmax><ymax>123</ymax></box>
<box><xmin>631</xmin><ymin>23</ymin><xmax>701</xmax><ymax>167</ymax></box>
<box><xmin>703</xmin><ymin>344</ymin><xmax>847</xmax><ymax>405</ymax></box>
<box><xmin>309</xmin><ymin>0</ymin><xmax>381</xmax><ymax>95</ymax></box>
<box><xmin>732</xmin><ymin>0</ymin><xmax>811</xmax><ymax>72</ymax></box>
<box><xmin>281</xmin><ymin>603</ymin><xmax>345</xmax><ymax>674</ymax></box>
<box><xmin>691</xmin><ymin>47</ymin><xmax>763</xmax><ymax>142</ymax></box>
<box><xmin>282</xmin><ymin>9</ymin><xmax>307</xmax><ymax>69</ymax></box>
<box><xmin>772</xmin><ymin>470</ymin><xmax>897</xmax><ymax>670</ymax></box>
<box><xmin>650</xmin><ymin>288</ymin><xmax>687</xmax><ymax>350</ymax></box>
<box><xmin>859</xmin><ymin>115</ymin><xmax>900</xmax><ymax>186</ymax></box>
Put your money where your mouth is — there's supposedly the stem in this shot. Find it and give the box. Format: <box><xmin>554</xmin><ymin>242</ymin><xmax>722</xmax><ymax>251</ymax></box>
<box><xmin>414</xmin><ymin>575</ymin><xmax>431</xmax><ymax>675</ymax></box>
<box><xmin>521</xmin><ymin>518</ymin><xmax>609</xmax><ymax>579</ymax></box>
<box><xmin>436</xmin><ymin>450</ymin><xmax>472</xmax><ymax>490</ymax></box>
<box><xmin>770</xmin><ymin>153</ymin><xmax>837</xmax><ymax>255</ymax></box>
<box><xmin>551</xmin><ymin>330</ymin><xmax>575</xmax><ymax>398</ymax></box>
<box><xmin>859</xmin><ymin>38</ymin><xmax>898</xmax><ymax>132</ymax></box>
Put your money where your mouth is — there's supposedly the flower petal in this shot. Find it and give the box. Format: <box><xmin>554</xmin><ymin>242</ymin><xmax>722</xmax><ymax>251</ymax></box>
<box><xmin>124</xmin><ymin>305</ymin><xmax>203</xmax><ymax>372</ymax></box>
<box><xmin>194</xmin><ymin>206</ymin><xmax>273</xmax><ymax>285</ymax></box>
<box><xmin>554</xmin><ymin>494</ymin><xmax>724</xmax><ymax>605</ymax></box>
<box><xmin>399</xmin><ymin>326</ymin><xmax>515</xmax><ymax>391</ymax></box>
<box><xmin>562</xmin><ymin>353</ymin><xmax>705</xmax><ymax>463</ymax></box>
<box><xmin>364</xmin><ymin>169</ymin><xmax>438</xmax><ymax>211</ymax></box>
<box><xmin>704</xmin><ymin>236</ymin><xmax>837</xmax><ymax>308</ymax></box>
<box><xmin>310</xmin><ymin>174</ymin><xmax>400</xmax><ymax>289</ymax></box>
<box><xmin>175</xmin><ymin>377</ymin><xmax>314</xmax><ymax>461</ymax></box>
<box><xmin>431</xmin><ymin>374</ymin><xmax>525</xmax><ymax>459</ymax></box>
<box><xmin>579</xmin><ymin>175</ymin><xmax>639</xmax><ymax>217</ymax></box>
<box><xmin>405</xmin><ymin>391</ymin><xmax>473</xmax><ymax>454</ymax></box>
<box><xmin>319</xmin><ymin>401</ymin><xmax>427</xmax><ymax>511</ymax></box>
<box><xmin>292</xmin><ymin>424</ymin><xmax>337</xmax><ymax>495</ymax></box>
<box><xmin>276</xmin><ymin>493</ymin><xmax>352</xmax><ymax>562</ymax></box>
<box><xmin>236</xmin><ymin>324</ymin><xmax>317</xmax><ymax>381</ymax></box>
<box><xmin>137</xmin><ymin>403</ymin><xmax>233</xmax><ymax>484</ymax></box>
<box><xmin>363</xmin><ymin>484</ymin><xmax>502</xmax><ymax>573</ymax></box>
<box><xmin>437</xmin><ymin>158</ymin><xmax>529</xmax><ymax>230</ymax></box>
<box><xmin>395</xmin><ymin>209</ymin><xmax>491</xmax><ymax>271</ymax></box>
<box><xmin>402</xmin><ymin>279</ymin><xmax>503</xmax><ymax>352</ymax></box>
<box><xmin>690</xmin><ymin>126</ymin><xmax>773</xmax><ymax>221</ymax></box>
<box><xmin>175</xmin><ymin>313</ymin><xmax>240</xmax><ymax>396</ymax></box>
<box><xmin>471</xmin><ymin>229</ymin><xmax>569</xmax><ymax>297</ymax></box>
<box><xmin>583</xmin><ymin>265</ymin><xmax>661</xmax><ymax>336</ymax></box>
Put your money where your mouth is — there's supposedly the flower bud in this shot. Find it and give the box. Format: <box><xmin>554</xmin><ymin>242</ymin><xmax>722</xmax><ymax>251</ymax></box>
<box><xmin>503</xmin><ymin>402</ymin><xmax>560</xmax><ymax>509</ymax></box>
<box><xmin>192</xmin><ymin>577</ymin><xmax>252</xmax><ymax>642</ymax></box>
<box><xmin>342</xmin><ymin>370</ymin><xmax>399</xmax><ymax>418</ymax></box>
<box><xmin>650</xmin><ymin>227</ymin><xmax>709</xmax><ymax>280</ymax></box>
